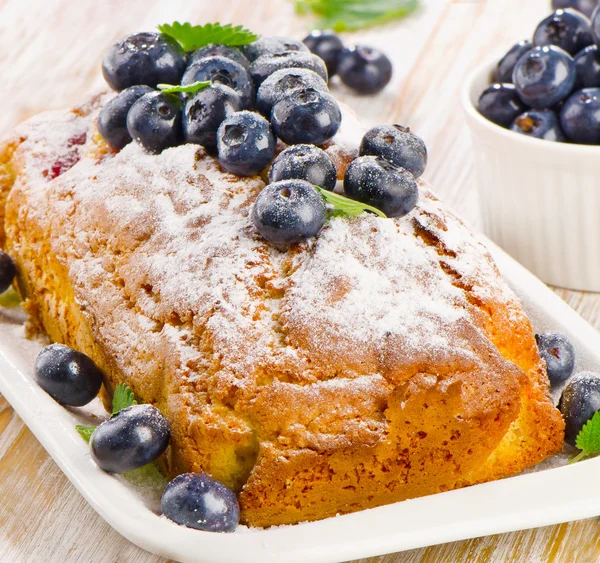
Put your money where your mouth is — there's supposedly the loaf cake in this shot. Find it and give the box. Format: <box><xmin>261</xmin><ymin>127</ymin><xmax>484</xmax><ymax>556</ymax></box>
<box><xmin>0</xmin><ymin>94</ymin><xmax>564</xmax><ymax>527</ymax></box>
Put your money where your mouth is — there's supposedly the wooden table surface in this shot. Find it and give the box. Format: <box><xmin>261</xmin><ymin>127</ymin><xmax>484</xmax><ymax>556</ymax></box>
<box><xmin>2</xmin><ymin>0</ymin><xmax>600</xmax><ymax>561</ymax></box>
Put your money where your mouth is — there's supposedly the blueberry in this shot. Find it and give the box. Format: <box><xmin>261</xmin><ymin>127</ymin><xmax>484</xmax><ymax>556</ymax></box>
<box><xmin>534</xmin><ymin>9</ymin><xmax>593</xmax><ymax>55</ymax></box>
<box><xmin>536</xmin><ymin>332</ymin><xmax>576</xmax><ymax>384</ymax></box>
<box><xmin>182</xmin><ymin>56</ymin><xmax>255</xmax><ymax>109</ymax></box>
<box><xmin>344</xmin><ymin>156</ymin><xmax>418</xmax><ymax>218</ymax></box>
<box><xmin>126</xmin><ymin>91</ymin><xmax>183</xmax><ymax>154</ymax></box>
<box><xmin>560</xmin><ymin>372</ymin><xmax>600</xmax><ymax>445</ymax></box>
<box><xmin>90</xmin><ymin>404</ymin><xmax>170</xmax><ymax>473</ymax></box>
<box><xmin>337</xmin><ymin>45</ymin><xmax>392</xmax><ymax>95</ymax></box>
<box><xmin>242</xmin><ymin>36</ymin><xmax>309</xmax><ymax>63</ymax></box>
<box><xmin>217</xmin><ymin>111</ymin><xmax>276</xmax><ymax>176</ymax></box>
<box><xmin>183</xmin><ymin>85</ymin><xmax>241</xmax><ymax>149</ymax></box>
<box><xmin>189</xmin><ymin>45</ymin><xmax>249</xmax><ymax>68</ymax></box>
<box><xmin>552</xmin><ymin>0</ymin><xmax>599</xmax><ymax>18</ymax></box>
<box><xmin>513</xmin><ymin>46</ymin><xmax>576</xmax><ymax>108</ymax></box>
<box><xmin>303</xmin><ymin>30</ymin><xmax>345</xmax><ymax>77</ymax></box>
<box><xmin>478</xmin><ymin>83</ymin><xmax>529</xmax><ymax>128</ymax></box>
<box><xmin>574</xmin><ymin>45</ymin><xmax>600</xmax><ymax>88</ymax></box>
<box><xmin>249</xmin><ymin>52</ymin><xmax>328</xmax><ymax>87</ymax></box>
<box><xmin>560</xmin><ymin>87</ymin><xmax>600</xmax><ymax>143</ymax></box>
<box><xmin>359</xmin><ymin>124</ymin><xmax>428</xmax><ymax>179</ymax></box>
<box><xmin>102</xmin><ymin>32</ymin><xmax>186</xmax><ymax>91</ymax></box>
<box><xmin>97</xmin><ymin>85</ymin><xmax>153</xmax><ymax>150</ymax></box>
<box><xmin>256</xmin><ymin>68</ymin><xmax>328</xmax><ymax>117</ymax></box>
<box><xmin>592</xmin><ymin>7</ymin><xmax>600</xmax><ymax>49</ymax></box>
<box><xmin>269</xmin><ymin>145</ymin><xmax>337</xmax><ymax>190</ymax></box>
<box><xmin>271</xmin><ymin>88</ymin><xmax>341</xmax><ymax>146</ymax></box>
<box><xmin>34</xmin><ymin>344</ymin><xmax>103</xmax><ymax>407</ymax></box>
<box><xmin>252</xmin><ymin>180</ymin><xmax>326</xmax><ymax>245</ymax></box>
<box><xmin>0</xmin><ymin>251</ymin><xmax>16</xmax><ymax>294</ymax></box>
<box><xmin>511</xmin><ymin>110</ymin><xmax>566</xmax><ymax>142</ymax></box>
<box><xmin>162</xmin><ymin>473</ymin><xmax>240</xmax><ymax>533</ymax></box>
<box><xmin>494</xmin><ymin>40</ymin><xmax>532</xmax><ymax>83</ymax></box>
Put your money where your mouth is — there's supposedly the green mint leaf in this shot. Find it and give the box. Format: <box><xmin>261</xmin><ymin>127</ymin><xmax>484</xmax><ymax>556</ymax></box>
<box><xmin>76</xmin><ymin>425</ymin><xmax>96</xmax><ymax>443</ymax></box>
<box><xmin>158</xmin><ymin>81</ymin><xmax>211</xmax><ymax>95</ymax></box>
<box><xmin>316</xmin><ymin>187</ymin><xmax>387</xmax><ymax>218</ymax></box>
<box><xmin>112</xmin><ymin>383</ymin><xmax>137</xmax><ymax>416</ymax></box>
<box><xmin>0</xmin><ymin>287</ymin><xmax>21</xmax><ymax>308</ymax></box>
<box><xmin>123</xmin><ymin>462</ymin><xmax>168</xmax><ymax>487</ymax></box>
<box><xmin>570</xmin><ymin>411</ymin><xmax>600</xmax><ymax>464</ymax></box>
<box><xmin>295</xmin><ymin>0</ymin><xmax>419</xmax><ymax>31</ymax></box>
<box><xmin>158</xmin><ymin>21</ymin><xmax>259</xmax><ymax>51</ymax></box>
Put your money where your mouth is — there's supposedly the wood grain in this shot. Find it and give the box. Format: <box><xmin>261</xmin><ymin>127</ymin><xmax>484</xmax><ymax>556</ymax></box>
<box><xmin>2</xmin><ymin>0</ymin><xmax>600</xmax><ymax>561</ymax></box>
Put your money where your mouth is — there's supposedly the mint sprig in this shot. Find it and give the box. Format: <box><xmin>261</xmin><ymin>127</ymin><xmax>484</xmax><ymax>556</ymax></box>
<box><xmin>158</xmin><ymin>22</ymin><xmax>259</xmax><ymax>51</ymax></box>
<box><xmin>295</xmin><ymin>0</ymin><xmax>419</xmax><ymax>32</ymax></box>
<box><xmin>316</xmin><ymin>186</ymin><xmax>387</xmax><ymax>218</ymax></box>
<box><xmin>75</xmin><ymin>383</ymin><xmax>137</xmax><ymax>442</ymax></box>
<box><xmin>158</xmin><ymin>81</ymin><xmax>210</xmax><ymax>95</ymax></box>
<box><xmin>570</xmin><ymin>411</ymin><xmax>600</xmax><ymax>464</ymax></box>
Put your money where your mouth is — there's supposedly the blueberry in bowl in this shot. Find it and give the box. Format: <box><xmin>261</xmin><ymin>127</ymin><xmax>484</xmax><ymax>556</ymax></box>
<box><xmin>217</xmin><ymin>111</ymin><xmax>276</xmax><ymax>176</ymax></box>
<box><xmin>183</xmin><ymin>84</ymin><xmax>241</xmax><ymax>149</ymax></box>
<box><xmin>359</xmin><ymin>124</ymin><xmax>428</xmax><ymax>178</ymax></box>
<box><xmin>535</xmin><ymin>332</ymin><xmax>575</xmax><ymax>384</ymax></box>
<box><xmin>271</xmin><ymin>87</ymin><xmax>341</xmax><ymax>146</ymax></box>
<box><xmin>574</xmin><ymin>45</ymin><xmax>600</xmax><ymax>88</ymax></box>
<box><xmin>256</xmin><ymin>68</ymin><xmax>328</xmax><ymax>117</ymax></box>
<box><xmin>102</xmin><ymin>32</ymin><xmax>186</xmax><ymax>91</ymax></box>
<box><xmin>127</xmin><ymin>91</ymin><xmax>183</xmax><ymax>154</ymax></box>
<box><xmin>552</xmin><ymin>0</ymin><xmax>599</xmax><ymax>18</ymax></box>
<box><xmin>337</xmin><ymin>45</ymin><xmax>393</xmax><ymax>95</ymax></box>
<box><xmin>182</xmin><ymin>56</ymin><xmax>255</xmax><ymax>109</ymax></box>
<box><xmin>560</xmin><ymin>87</ymin><xmax>600</xmax><ymax>143</ymax></box>
<box><xmin>252</xmin><ymin>180</ymin><xmax>327</xmax><ymax>245</ymax></box>
<box><xmin>97</xmin><ymin>85</ymin><xmax>154</xmax><ymax>150</ymax></box>
<box><xmin>560</xmin><ymin>371</ymin><xmax>600</xmax><ymax>446</ymax></box>
<box><xmin>512</xmin><ymin>45</ymin><xmax>575</xmax><ymax>108</ymax></box>
<box><xmin>477</xmin><ymin>83</ymin><xmax>529</xmax><ymax>128</ymax></box>
<box><xmin>249</xmin><ymin>51</ymin><xmax>328</xmax><ymax>87</ymax></box>
<box><xmin>188</xmin><ymin>44</ymin><xmax>250</xmax><ymax>68</ymax></box>
<box><xmin>511</xmin><ymin>110</ymin><xmax>566</xmax><ymax>142</ymax></box>
<box><xmin>344</xmin><ymin>156</ymin><xmax>419</xmax><ymax>218</ymax></box>
<box><xmin>533</xmin><ymin>8</ymin><xmax>593</xmax><ymax>56</ymax></box>
<box><xmin>242</xmin><ymin>36</ymin><xmax>309</xmax><ymax>63</ymax></box>
<box><xmin>303</xmin><ymin>30</ymin><xmax>345</xmax><ymax>77</ymax></box>
<box><xmin>494</xmin><ymin>40</ymin><xmax>532</xmax><ymax>83</ymax></box>
<box><xmin>269</xmin><ymin>144</ymin><xmax>337</xmax><ymax>191</ymax></box>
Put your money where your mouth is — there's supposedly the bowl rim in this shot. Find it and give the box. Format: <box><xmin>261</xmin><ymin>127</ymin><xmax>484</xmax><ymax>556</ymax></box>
<box><xmin>460</xmin><ymin>56</ymin><xmax>600</xmax><ymax>155</ymax></box>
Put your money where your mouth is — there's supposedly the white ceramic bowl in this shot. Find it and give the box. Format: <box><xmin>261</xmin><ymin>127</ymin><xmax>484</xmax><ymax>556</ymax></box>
<box><xmin>462</xmin><ymin>58</ymin><xmax>600</xmax><ymax>292</ymax></box>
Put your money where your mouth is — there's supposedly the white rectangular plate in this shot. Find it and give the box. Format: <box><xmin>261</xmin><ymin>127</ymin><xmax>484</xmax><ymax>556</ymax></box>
<box><xmin>1</xmin><ymin>237</ymin><xmax>600</xmax><ymax>563</ymax></box>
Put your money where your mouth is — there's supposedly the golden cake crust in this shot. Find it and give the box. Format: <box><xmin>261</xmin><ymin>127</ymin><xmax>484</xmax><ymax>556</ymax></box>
<box><xmin>0</xmin><ymin>95</ymin><xmax>564</xmax><ymax>527</ymax></box>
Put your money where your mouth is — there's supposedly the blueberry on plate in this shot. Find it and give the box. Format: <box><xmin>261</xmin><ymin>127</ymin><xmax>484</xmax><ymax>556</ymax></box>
<box><xmin>162</xmin><ymin>473</ymin><xmax>240</xmax><ymax>533</ymax></box>
<box><xmin>34</xmin><ymin>344</ymin><xmax>103</xmax><ymax>407</ymax></box>
<box><xmin>337</xmin><ymin>45</ymin><xmax>392</xmax><ymax>95</ymax></box>
<box><xmin>97</xmin><ymin>85</ymin><xmax>153</xmax><ymax>150</ymax></box>
<box><xmin>512</xmin><ymin>46</ymin><xmax>575</xmax><ymax>108</ymax></box>
<box><xmin>552</xmin><ymin>0</ymin><xmax>599</xmax><ymax>18</ymax></box>
<box><xmin>188</xmin><ymin>44</ymin><xmax>250</xmax><ymax>68</ymax></box>
<box><xmin>182</xmin><ymin>56</ymin><xmax>255</xmax><ymax>109</ymax></box>
<box><xmin>217</xmin><ymin>111</ymin><xmax>276</xmax><ymax>176</ymax></box>
<box><xmin>560</xmin><ymin>371</ymin><xmax>600</xmax><ymax>446</ymax></box>
<box><xmin>344</xmin><ymin>156</ymin><xmax>419</xmax><ymax>218</ymax></box>
<box><xmin>252</xmin><ymin>180</ymin><xmax>327</xmax><ymax>245</ymax></box>
<box><xmin>249</xmin><ymin>52</ymin><xmax>328</xmax><ymax>87</ymax></box>
<box><xmin>494</xmin><ymin>40</ymin><xmax>532</xmax><ymax>83</ymax></box>
<box><xmin>303</xmin><ymin>30</ymin><xmax>345</xmax><ymax>77</ymax></box>
<box><xmin>359</xmin><ymin>124</ymin><xmax>428</xmax><ymax>178</ymax></box>
<box><xmin>511</xmin><ymin>110</ymin><xmax>566</xmax><ymax>142</ymax></box>
<box><xmin>256</xmin><ymin>68</ymin><xmax>328</xmax><ymax>117</ymax></box>
<box><xmin>271</xmin><ymin>88</ymin><xmax>341</xmax><ymax>146</ymax></box>
<box><xmin>533</xmin><ymin>8</ymin><xmax>593</xmax><ymax>56</ymax></box>
<box><xmin>90</xmin><ymin>404</ymin><xmax>170</xmax><ymax>473</ymax></box>
<box><xmin>536</xmin><ymin>332</ymin><xmax>576</xmax><ymax>384</ymax></box>
<box><xmin>127</xmin><ymin>91</ymin><xmax>183</xmax><ymax>154</ymax></box>
<box><xmin>269</xmin><ymin>144</ymin><xmax>337</xmax><ymax>190</ymax></box>
<box><xmin>0</xmin><ymin>251</ymin><xmax>16</xmax><ymax>294</ymax></box>
<box><xmin>560</xmin><ymin>87</ymin><xmax>600</xmax><ymax>143</ymax></box>
<box><xmin>477</xmin><ymin>83</ymin><xmax>529</xmax><ymax>128</ymax></box>
<box><xmin>102</xmin><ymin>32</ymin><xmax>186</xmax><ymax>91</ymax></box>
<box><xmin>591</xmin><ymin>3</ymin><xmax>600</xmax><ymax>44</ymax></box>
<box><xmin>242</xmin><ymin>36</ymin><xmax>309</xmax><ymax>63</ymax></box>
<box><xmin>183</xmin><ymin>84</ymin><xmax>241</xmax><ymax>149</ymax></box>
<box><xmin>574</xmin><ymin>45</ymin><xmax>600</xmax><ymax>88</ymax></box>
